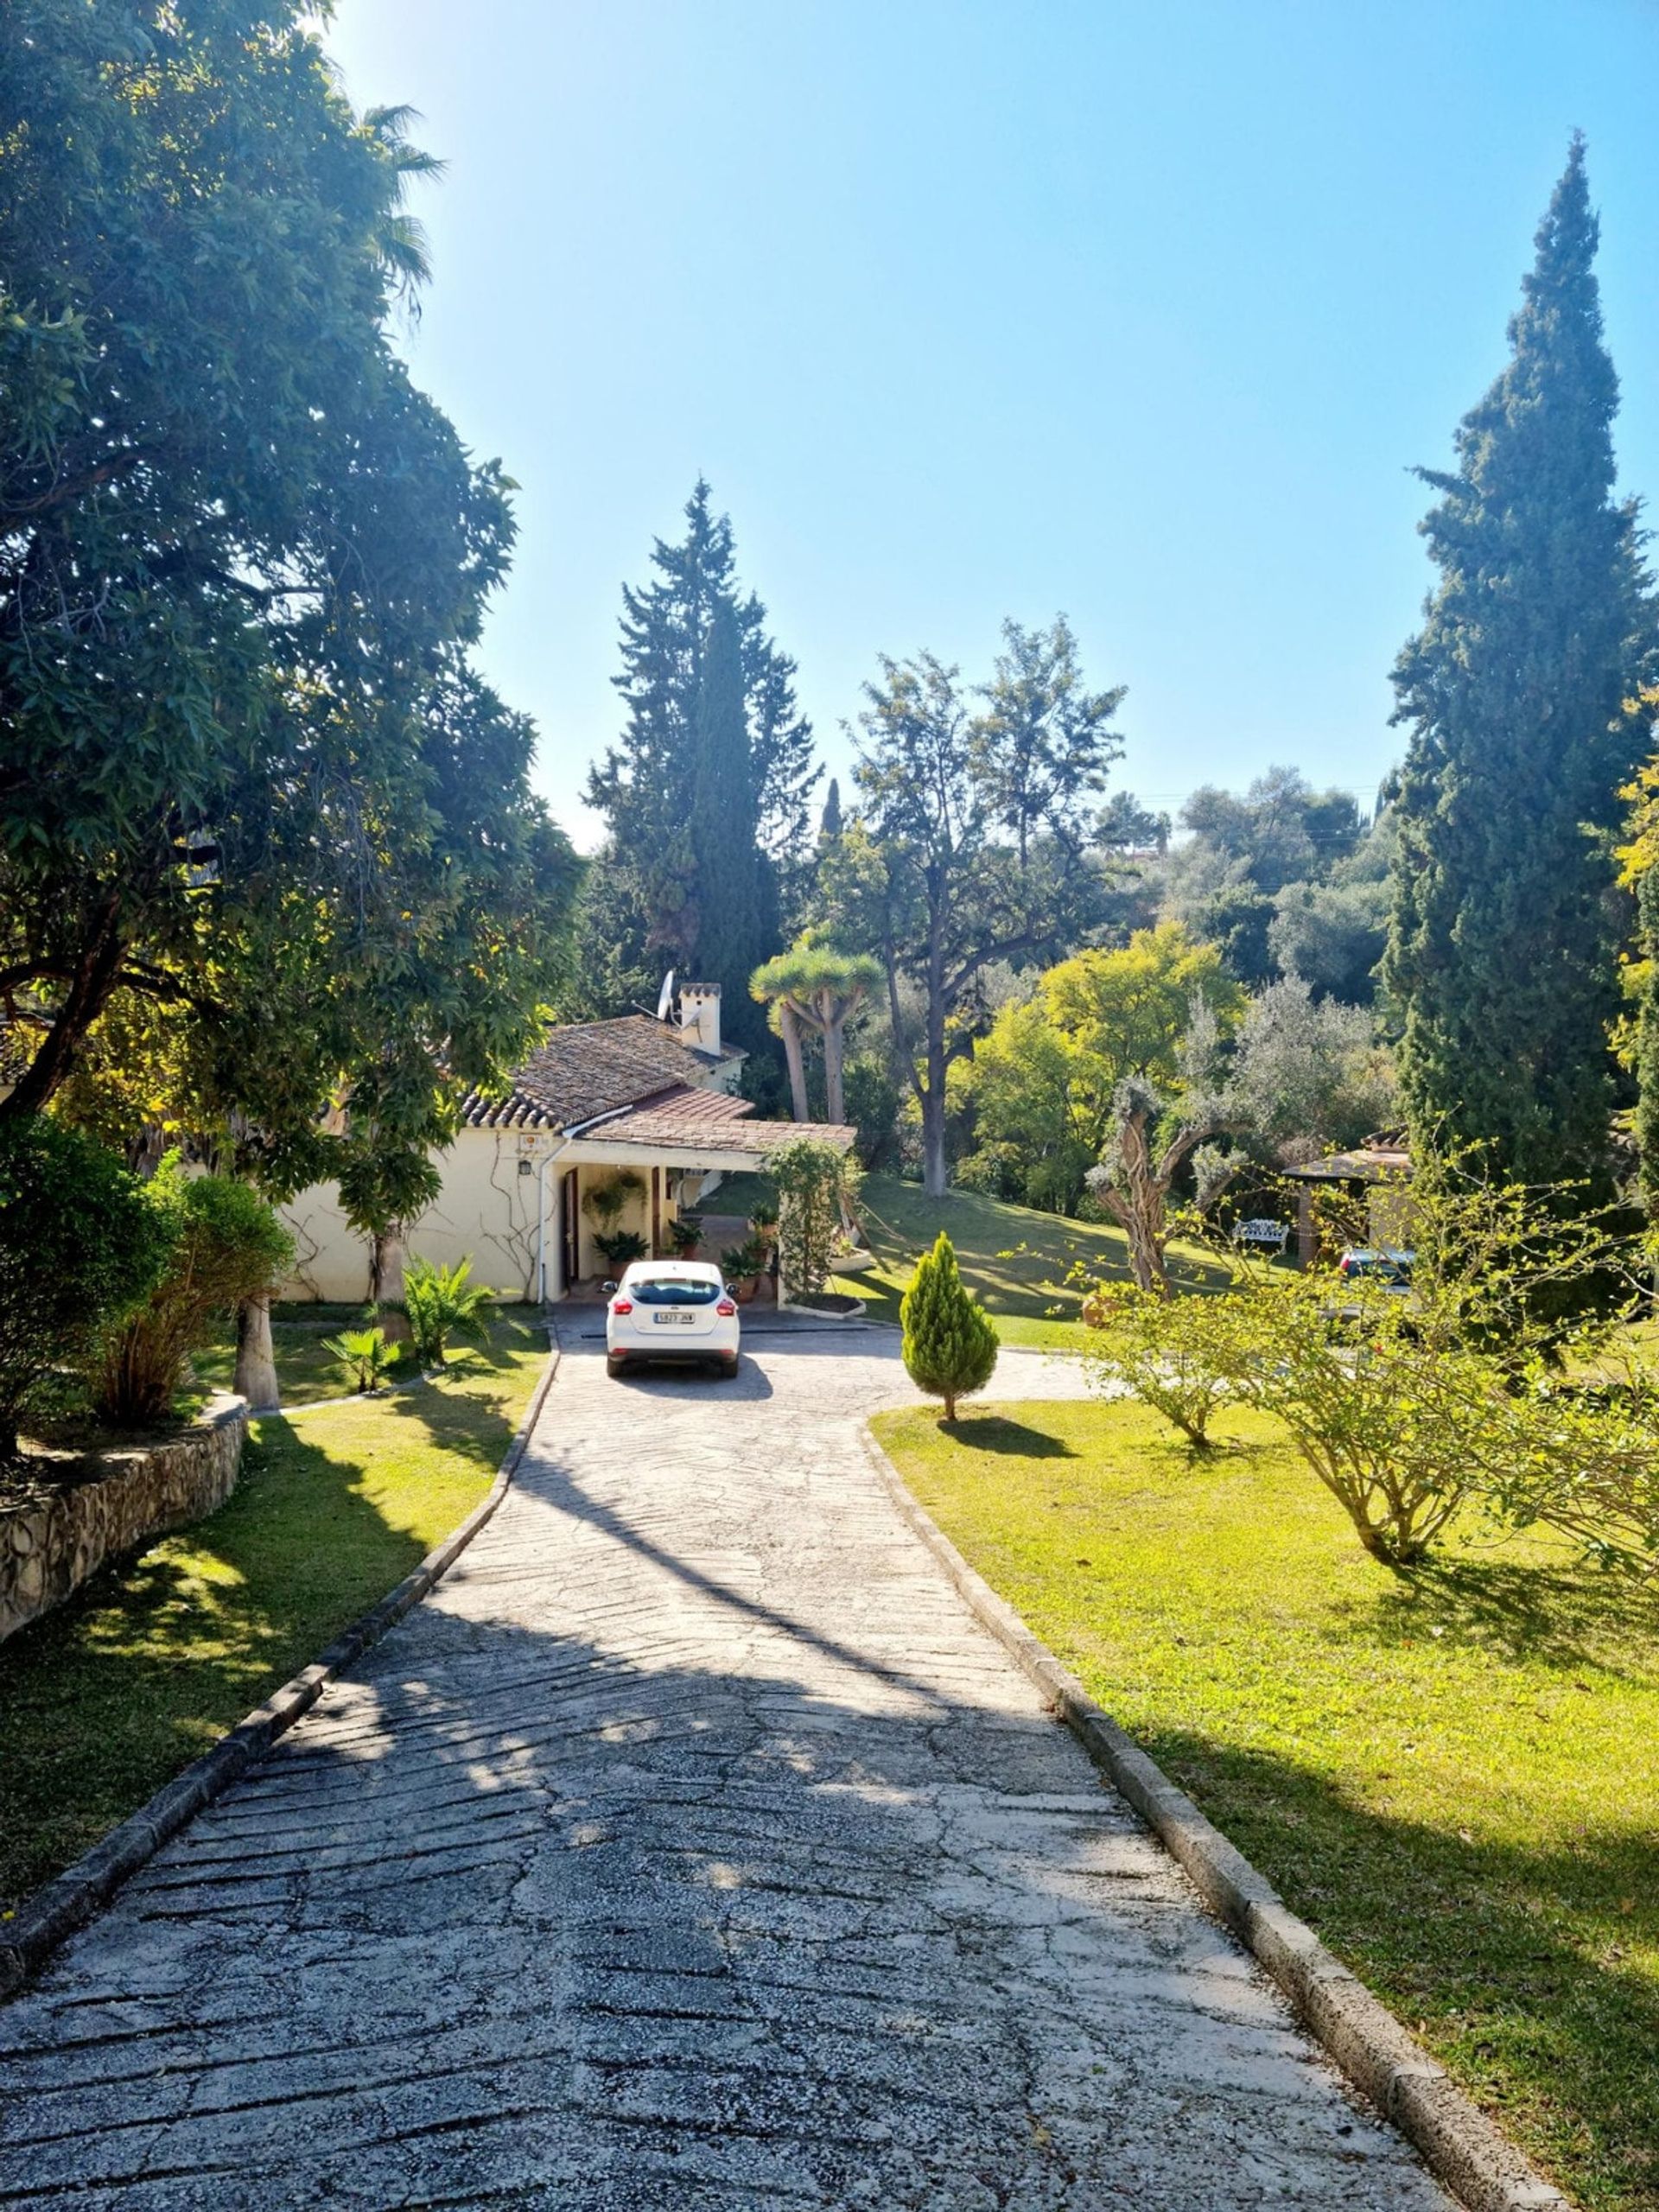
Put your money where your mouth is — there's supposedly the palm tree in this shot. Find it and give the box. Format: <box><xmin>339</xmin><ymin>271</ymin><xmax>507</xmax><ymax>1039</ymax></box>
<box><xmin>750</xmin><ymin>941</ymin><xmax>884</xmax><ymax>1123</ymax></box>
<box><xmin>360</xmin><ymin>105</ymin><xmax>447</xmax><ymax>296</ymax></box>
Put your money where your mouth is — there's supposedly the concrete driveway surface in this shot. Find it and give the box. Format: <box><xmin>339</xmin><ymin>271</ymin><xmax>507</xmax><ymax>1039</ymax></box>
<box><xmin>0</xmin><ymin>1329</ymin><xmax>1454</xmax><ymax>2209</ymax></box>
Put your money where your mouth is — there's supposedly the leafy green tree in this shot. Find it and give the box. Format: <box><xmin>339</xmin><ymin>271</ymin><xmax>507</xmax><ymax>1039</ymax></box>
<box><xmin>0</xmin><ymin>3</ymin><xmax>579</xmax><ymax>1390</ymax></box>
<box><xmin>1268</xmin><ymin>879</ymin><xmax>1389</xmax><ymax>1004</ymax></box>
<box><xmin>1096</xmin><ymin>790</ymin><xmax>1170</xmax><ymax>855</ymax></box>
<box><xmin>1227</xmin><ymin>976</ymin><xmax>1398</xmax><ymax>1154</ymax></box>
<box><xmin>586</xmin><ymin>481</ymin><xmax>818</xmax><ymax>1021</ymax></box>
<box><xmin>1383</xmin><ymin>140</ymin><xmax>1654</xmax><ymax>1192</ymax></box>
<box><xmin>2</xmin><ymin>3</ymin><xmax>574</xmax><ymax>1123</ymax></box>
<box><xmin>950</xmin><ymin>995</ymin><xmax>1096</xmax><ymax>1212</ymax></box>
<box><xmin>1043</xmin><ymin>922</ymin><xmax>1243</xmax><ymax>1081</ymax></box>
<box><xmin>824</xmin><ymin>625</ymin><xmax>1122</xmax><ymax>1196</ymax></box>
<box><xmin>1162</xmin><ymin>767</ymin><xmax>1363</xmax><ymax>987</ymax></box>
<box><xmin>975</xmin><ymin>616</ymin><xmax>1126</xmax><ymax>868</ymax></box>
<box><xmin>953</xmin><ymin>925</ymin><xmax>1243</xmax><ymax>1213</ymax></box>
<box><xmin>0</xmin><ymin>1117</ymin><xmax>170</xmax><ymax>1459</ymax></box>
<box><xmin>900</xmin><ymin>1232</ymin><xmax>999</xmax><ymax>1421</ymax></box>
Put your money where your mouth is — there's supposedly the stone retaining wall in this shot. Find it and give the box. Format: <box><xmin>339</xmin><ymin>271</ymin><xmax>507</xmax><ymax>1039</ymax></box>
<box><xmin>0</xmin><ymin>1395</ymin><xmax>247</xmax><ymax>1645</ymax></box>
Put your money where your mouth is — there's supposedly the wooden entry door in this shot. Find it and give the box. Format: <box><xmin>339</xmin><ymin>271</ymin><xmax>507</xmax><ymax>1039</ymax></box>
<box><xmin>560</xmin><ymin>1167</ymin><xmax>579</xmax><ymax>1290</ymax></box>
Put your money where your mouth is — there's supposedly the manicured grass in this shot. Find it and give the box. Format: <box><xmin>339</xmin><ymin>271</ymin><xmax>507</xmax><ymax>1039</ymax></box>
<box><xmin>193</xmin><ymin>1300</ymin><xmax>391</xmax><ymax>1407</ymax></box>
<box><xmin>872</xmin><ymin>1397</ymin><xmax>1659</xmax><ymax>2212</ymax></box>
<box><xmin>0</xmin><ymin>1311</ymin><xmax>548</xmax><ymax>1916</ymax></box>
<box><xmin>714</xmin><ymin>1168</ymin><xmax>1228</xmax><ymax>1348</ymax></box>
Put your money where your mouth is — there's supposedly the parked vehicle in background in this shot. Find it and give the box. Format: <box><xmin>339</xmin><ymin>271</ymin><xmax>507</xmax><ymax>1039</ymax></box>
<box><xmin>1324</xmin><ymin>1248</ymin><xmax>1416</xmax><ymax>1330</ymax></box>
<box><xmin>605</xmin><ymin>1260</ymin><xmax>740</xmax><ymax>1380</ymax></box>
<box><xmin>1337</xmin><ymin>1248</ymin><xmax>1414</xmax><ymax>1291</ymax></box>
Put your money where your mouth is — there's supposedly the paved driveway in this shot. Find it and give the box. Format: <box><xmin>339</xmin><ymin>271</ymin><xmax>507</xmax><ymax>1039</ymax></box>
<box><xmin>0</xmin><ymin>1331</ymin><xmax>1452</xmax><ymax>2209</ymax></box>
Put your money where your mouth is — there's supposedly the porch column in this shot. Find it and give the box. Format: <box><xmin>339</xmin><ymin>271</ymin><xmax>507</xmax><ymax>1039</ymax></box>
<box><xmin>1296</xmin><ymin>1184</ymin><xmax>1316</xmax><ymax>1269</ymax></box>
<box><xmin>651</xmin><ymin>1165</ymin><xmax>662</xmax><ymax>1255</ymax></box>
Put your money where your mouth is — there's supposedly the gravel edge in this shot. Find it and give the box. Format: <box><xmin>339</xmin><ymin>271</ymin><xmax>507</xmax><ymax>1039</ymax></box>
<box><xmin>0</xmin><ymin>1338</ymin><xmax>562</xmax><ymax>2005</ymax></box>
<box><xmin>859</xmin><ymin>1424</ymin><xmax>1568</xmax><ymax>2212</ymax></box>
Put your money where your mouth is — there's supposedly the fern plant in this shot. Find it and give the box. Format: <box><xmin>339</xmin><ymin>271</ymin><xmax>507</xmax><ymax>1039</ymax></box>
<box><xmin>403</xmin><ymin>1255</ymin><xmax>493</xmax><ymax>1369</ymax></box>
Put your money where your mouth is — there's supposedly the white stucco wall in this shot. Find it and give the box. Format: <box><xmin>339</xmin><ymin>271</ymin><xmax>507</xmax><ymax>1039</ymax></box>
<box><xmin>279</xmin><ymin>1129</ymin><xmax>556</xmax><ymax>1304</ymax></box>
<box><xmin>276</xmin><ymin>1137</ymin><xmax>702</xmax><ymax>1305</ymax></box>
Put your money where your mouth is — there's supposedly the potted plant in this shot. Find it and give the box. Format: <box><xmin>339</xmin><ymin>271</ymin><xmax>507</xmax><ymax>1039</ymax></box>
<box><xmin>720</xmin><ymin>1236</ymin><xmax>769</xmax><ymax>1305</ymax></box>
<box><xmin>747</xmin><ymin>1198</ymin><xmax>779</xmax><ymax>1253</ymax></box>
<box><xmin>582</xmin><ymin>1170</ymin><xmax>645</xmax><ymax>1235</ymax></box>
<box><xmin>667</xmin><ymin>1212</ymin><xmax>703</xmax><ymax>1260</ymax></box>
<box><xmin>594</xmin><ymin>1228</ymin><xmax>649</xmax><ymax>1271</ymax></box>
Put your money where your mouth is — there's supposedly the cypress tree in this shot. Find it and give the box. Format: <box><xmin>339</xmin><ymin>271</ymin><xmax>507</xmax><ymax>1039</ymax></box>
<box><xmin>1383</xmin><ymin>139</ymin><xmax>1653</xmax><ymax>1192</ymax></box>
<box><xmin>900</xmin><ymin>1231</ymin><xmax>998</xmax><ymax>1421</ymax></box>
<box><xmin>586</xmin><ymin>481</ymin><xmax>817</xmax><ymax>997</ymax></box>
<box><xmin>819</xmin><ymin>777</ymin><xmax>843</xmax><ymax>843</ymax></box>
<box><xmin>689</xmin><ymin>600</ymin><xmax>768</xmax><ymax>1042</ymax></box>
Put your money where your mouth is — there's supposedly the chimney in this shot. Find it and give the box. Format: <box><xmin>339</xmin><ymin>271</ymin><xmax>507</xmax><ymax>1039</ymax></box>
<box><xmin>677</xmin><ymin>982</ymin><xmax>721</xmax><ymax>1058</ymax></box>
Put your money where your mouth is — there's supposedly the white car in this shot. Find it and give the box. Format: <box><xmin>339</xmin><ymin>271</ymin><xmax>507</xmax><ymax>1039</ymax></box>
<box><xmin>605</xmin><ymin>1259</ymin><xmax>741</xmax><ymax>1381</ymax></box>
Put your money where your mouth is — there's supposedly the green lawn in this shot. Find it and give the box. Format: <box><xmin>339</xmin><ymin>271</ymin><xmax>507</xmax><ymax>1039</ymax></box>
<box><xmin>873</xmin><ymin>1397</ymin><xmax>1659</xmax><ymax>2212</ymax></box>
<box><xmin>715</xmin><ymin>1168</ymin><xmax>1228</xmax><ymax>1349</ymax></box>
<box><xmin>0</xmin><ymin>1310</ymin><xmax>548</xmax><ymax>1916</ymax></box>
<box><xmin>193</xmin><ymin>1300</ymin><xmax>392</xmax><ymax>1407</ymax></box>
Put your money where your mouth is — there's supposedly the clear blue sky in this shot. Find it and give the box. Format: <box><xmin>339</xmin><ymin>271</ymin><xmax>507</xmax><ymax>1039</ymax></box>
<box><xmin>322</xmin><ymin>0</ymin><xmax>1659</xmax><ymax>850</ymax></box>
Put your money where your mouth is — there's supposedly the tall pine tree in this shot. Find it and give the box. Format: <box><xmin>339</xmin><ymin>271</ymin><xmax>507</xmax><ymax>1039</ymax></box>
<box><xmin>1383</xmin><ymin>139</ymin><xmax>1653</xmax><ymax>1192</ymax></box>
<box><xmin>586</xmin><ymin>482</ymin><xmax>817</xmax><ymax>1027</ymax></box>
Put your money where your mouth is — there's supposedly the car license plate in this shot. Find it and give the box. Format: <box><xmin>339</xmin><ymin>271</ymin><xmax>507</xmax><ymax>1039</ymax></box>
<box><xmin>654</xmin><ymin>1312</ymin><xmax>695</xmax><ymax>1325</ymax></box>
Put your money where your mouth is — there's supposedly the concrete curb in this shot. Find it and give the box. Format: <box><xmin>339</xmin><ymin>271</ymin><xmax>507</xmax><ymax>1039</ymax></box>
<box><xmin>0</xmin><ymin>1339</ymin><xmax>562</xmax><ymax>2006</ymax></box>
<box><xmin>858</xmin><ymin>1425</ymin><xmax>1568</xmax><ymax>2212</ymax></box>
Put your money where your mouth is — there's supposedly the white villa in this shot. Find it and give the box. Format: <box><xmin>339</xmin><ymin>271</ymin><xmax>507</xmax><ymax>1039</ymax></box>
<box><xmin>276</xmin><ymin>982</ymin><xmax>855</xmax><ymax>1304</ymax></box>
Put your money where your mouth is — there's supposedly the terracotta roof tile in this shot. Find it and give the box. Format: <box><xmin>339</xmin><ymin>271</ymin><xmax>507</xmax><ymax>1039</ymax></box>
<box><xmin>593</xmin><ymin>1090</ymin><xmax>857</xmax><ymax>1155</ymax></box>
<box><xmin>459</xmin><ymin>1016</ymin><xmax>734</xmax><ymax>1133</ymax></box>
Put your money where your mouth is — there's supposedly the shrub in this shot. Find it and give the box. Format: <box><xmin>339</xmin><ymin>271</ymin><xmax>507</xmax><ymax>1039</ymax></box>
<box><xmin>1178</xmin><ymin>1160</ymin><xmax>1654</xmax><ymax>1567</ymax></box>
<box><xmin>901</xmin><ymin>1231</ymin><xmax>998</xmax><ymax>1421</ymax></box>
<box><xmin>769</xmin><ymin>1135</ymin><xmax>859</xmax><ymax>1300</ymax></box>
<box><xmin>1476</xmin><ymin>1370</ymin><xmax>1659</xmax><ymax>1574</ymax></box>
<box><xmin>1084</xmin><ymin>1283</ymin><xmax>1244</xmax><ymax>1450</ymax></box>
<box><xmin>403</xmin><ymin>1255</ymin><xmax>493</xmax><ymax>1369</ymax></box>
<box><xmin>720</xmin><ymin>1237</ymin><xmax>771</xmax><ymax>1283</ymax></box>
<box><xmin>322</xmin><ymin>1325</ymin><xmax>400</xmax><ymax>1394</ymax></box>
<box><xmin>594</xmin><ymin>1228</ymin><xmax>649</xmax><ymax>1270</ymax></box>
<box><xmin>0</xmin><ymin>1116</ymin><xmax>169</xmax><ymax>1459</ymax></box>
<box><xmin>1222</xmin><ymin>1275</ymin><xmax>1486</xmax><ymax>1563</ymax></box>
<box><xmin>99</xmin><ymin>1158</ymin><xmax>294</xmax><ymax>1426</ymax></box>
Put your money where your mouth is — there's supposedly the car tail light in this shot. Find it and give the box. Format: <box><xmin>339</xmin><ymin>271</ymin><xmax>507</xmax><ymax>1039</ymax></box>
<box><xmin>716</xmin><ymin>1299</ymin><xmax>736</xmax><ymax>1317</ymax></box>
<box><xmin>612</xmin><ymin>1298</ymin><xmax>633</xmax><ymax>1315</ymax></box>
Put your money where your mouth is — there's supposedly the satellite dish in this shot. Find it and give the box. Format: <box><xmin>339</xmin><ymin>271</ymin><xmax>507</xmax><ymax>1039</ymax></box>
<box><xmin>655</xmin><ymin>969</ymin><xmax>676</xmax><ymax>1022</ymax></box>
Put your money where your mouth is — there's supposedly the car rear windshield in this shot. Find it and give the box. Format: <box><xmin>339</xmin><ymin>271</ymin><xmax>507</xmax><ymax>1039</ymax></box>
<box><xmin>630</xmin><ymin>1278</ymin><xmax>721</xmax><ymax>1306</ymax></box>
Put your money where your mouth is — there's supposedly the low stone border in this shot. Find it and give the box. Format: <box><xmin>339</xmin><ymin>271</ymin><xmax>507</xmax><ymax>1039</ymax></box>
<box><xmin>859</xmin><ymin>1426</ymin><xmax>1567</xmax><ymax>2212</ymax></box>
<box><xmin>0</xmin><ymin>1341</ymin><xmax>561</xmax><ymax>2005</ymax></box>
<box><xmin>1</xmin><ymin>1395</ymin><xmax>248</xmax><ymax>1647</ymax></box>
<box><xmin>777</xmin><ymin>1292</ymin><xmax>868</xmax><ymax>1320</ymax></box>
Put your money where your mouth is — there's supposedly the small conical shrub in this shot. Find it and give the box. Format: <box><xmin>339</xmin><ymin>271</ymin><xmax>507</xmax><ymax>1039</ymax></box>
<box><xmin>900</xmin><ymin>1231</ymin><xmax>998</xmax><ymax>1421</ymax></box>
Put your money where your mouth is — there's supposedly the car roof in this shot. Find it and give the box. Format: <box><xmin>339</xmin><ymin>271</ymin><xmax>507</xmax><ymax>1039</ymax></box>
<box><xmin>620</xmin><ymin>1258</ymin><xmax>721</xmax><ymax>1280</ymax></box>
